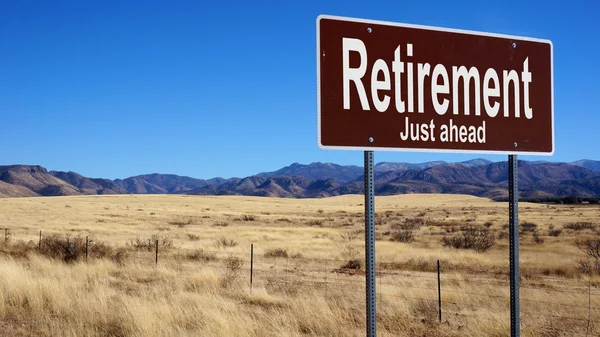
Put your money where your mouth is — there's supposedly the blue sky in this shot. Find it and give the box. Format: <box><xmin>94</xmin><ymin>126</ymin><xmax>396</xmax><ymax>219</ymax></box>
<box><xmin>0</xmin><ymin>0</ymin><xmax>597</xmax><ymax>179</ymax></box>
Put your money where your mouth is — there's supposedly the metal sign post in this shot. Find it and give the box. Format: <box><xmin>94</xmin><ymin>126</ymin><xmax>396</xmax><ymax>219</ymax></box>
<box><xmin>364</xmin><ymin>151</ymin><xmax>376</xmax><ymax>337</ymax></box>
<box><xmin>508</xmin><ymin>155</ymin><xmax>520</xmax><ymax>336</ymax></box>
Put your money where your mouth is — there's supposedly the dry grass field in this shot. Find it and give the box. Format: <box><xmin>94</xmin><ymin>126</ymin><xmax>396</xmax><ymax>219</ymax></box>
<box><xmin>0</xmin><ymin>194</ymin><xmax>599</xmax><ymax>336</ymax></box>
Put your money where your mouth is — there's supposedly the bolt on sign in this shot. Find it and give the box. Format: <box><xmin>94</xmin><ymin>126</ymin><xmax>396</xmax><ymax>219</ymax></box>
<box><xmin>317</xmin><ymin>15</ymin><xmax>554</xmax><ymax>155</ymax></box>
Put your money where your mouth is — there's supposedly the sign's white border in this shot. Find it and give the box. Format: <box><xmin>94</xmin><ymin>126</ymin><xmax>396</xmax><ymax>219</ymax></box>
<box><xmin>316</xmin><ymin>14</ymin><xmax>554</xmax><ymax>156</ymax></box>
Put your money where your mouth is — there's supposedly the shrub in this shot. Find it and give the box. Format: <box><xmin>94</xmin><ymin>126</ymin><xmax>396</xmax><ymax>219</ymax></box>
<box><xmin>548</xmin><ymin>228</ymin><xmax>562</xmax><ymax>237</ymax></box>
<box><xmin>168</xmin><ymin>220</ymin><xmax>188</xmax><ymax>228</ymax></box>
<box><xmin>341</xmin><ymin>259</ymin><xmax>361</xmax><ymax>270</ymax></box>
<box><xmin>340</xmin><ymin>231</ymin><xmax>360</xmax><ymax>242</ymax></box>
<box><xmin>340</xmin><ymin>231</ymin><xmax>360</xmax><ymax>260</ymax></box>
<box><xmin>221</xmin><ymin>255</ymin><xmax>244</xmax><ymax>287</ymax></box>
<box><xmin>308</xmin><ymin>220</ymin><xmax>323</xmax><ymax>227</ymax></box>
<box><xmin>130</xmin><ymin>237</ymin><xmax>154</xmax><ymax>251</ymax></box>
<box><xmin>39</xmin><ymin>235</ymin><xmax>114</xmax><ymax>263</ymax></box>
<box><xmin>242</xmin><ymin>215</ymin><xmax>257</xmax><ymax>222</ymax></box>
<box><xmin>187</xmin><ymin>233</ymin><xmax>201</xmax><ymax>241</ymax></box>
<box><xmin>443</xmin><ymin>226</ymin><xmax>458</xmax><ymax>233</ymax></box>
<box><xmin>391</xmin><ymin>230</ymin><xmax>415</xmax><ymax>243</ymax></box>
<box><xmin>112</xmin><ymin>248</ymin><xmax>129</xmax><ymax>265</ymax></box>
<box><xmin>129</xmin><ymin>234</ymin><xmax>174</xmax><ymax>251</ymax></box>
<box><xmin>483</xmin><ymin>221</ymin><xmax>494</xmax><ymax>228</ymax></box>
<box><xmin>214</xmin><ymin>237</ymin><xmax>238</xmax><ymax>249</ymax></box>
<box><xmin>565</xmin><ymin>222</ymin><xmax>597</xmax><ymax>231</ymax></box>
<box><xmin>0</xmin><ymin>239</ymin><xmax>36</xmax><ymax>259</ymax></box>
<box><xmin>224</xmin><ymin>255</ymin><xmax>243</xmax><ymax>274</ymax></box>
<box><xmin>576</xmin><ymin>239</ymin><xmax>600</xmax><ymax>260</ymax></box>
<box><xmin>187</xmin><ymin>249</ymin><xmax>217</xmax><ymax>262</ymax></box>
<box><xmin>39</xmin><ymin>235</ymin><xmax>81</xmax><ymax>262</ymax></box>
<box><xmin>393</xmin><ymin>217</ymin><xmax>425</xmax><ymax>230</ymax></box>
<box><xmin>441</xmin><ymin>226</ymin><xmax>496</xmax><ymax>252</ymax></box>
<box><xmin>88</xmin><ymin>238</ymin><xmax>114</xmax><ymax>258</ymax></box>
<box><xmin>264</xmin><ymin>248</ymin><xmax>289</xmax><ymax>258</ymax></box>
<box><xmin>521</xmin><ymin>222</ymin><xmax>537</xmax><ymax>233</ymax></box>
<box><xmin>152</xmin><ymin>234</ymin><xmax>174</xmax><ymax>248</ymax></box>
<box><xmin>532</xmin><ymin>230</ymin><xmax>544</xmax><ymax>244</ymax></box>
<box><xmin>576</xmin><ymin>259</ymin><xmax>600</xmax><ymax>275</ymax></box>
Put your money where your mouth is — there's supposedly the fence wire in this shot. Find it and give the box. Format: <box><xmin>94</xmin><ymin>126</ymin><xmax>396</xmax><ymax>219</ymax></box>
<box><xmin>1</xmin><ymin>228</ymin><xmax>599</xmax><ymax>335</ymax></box>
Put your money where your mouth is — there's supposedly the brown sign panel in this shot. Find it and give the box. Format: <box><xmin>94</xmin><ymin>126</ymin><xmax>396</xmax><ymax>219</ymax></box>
<box><xmin>317</xmin><ymin>15</ymin><xmax>553</xmax><ymax>155</ymax></box>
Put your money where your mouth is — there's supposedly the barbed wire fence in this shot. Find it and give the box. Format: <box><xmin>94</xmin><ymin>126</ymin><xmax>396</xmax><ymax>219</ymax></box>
<box><xmin>0</xmin><ymin>227</ymin><xmax>599</xmax><ymax>335</ymax></box>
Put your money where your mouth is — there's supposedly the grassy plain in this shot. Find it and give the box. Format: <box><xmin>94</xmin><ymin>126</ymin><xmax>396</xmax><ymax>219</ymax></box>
<box><xmin>0</xmin><ymin>194</ymin><xmax>598</xmax><ymax>336</ymax></box>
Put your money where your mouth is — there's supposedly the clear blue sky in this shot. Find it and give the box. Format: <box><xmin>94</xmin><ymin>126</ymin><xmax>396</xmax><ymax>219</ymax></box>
<box><xmin>0</xmin><ymin>1</ymin><xmax>597</xmax><ymax>179</ymax></box>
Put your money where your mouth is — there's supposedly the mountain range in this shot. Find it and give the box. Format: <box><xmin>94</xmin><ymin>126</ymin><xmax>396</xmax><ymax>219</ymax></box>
<box><xmin>0</xmin><ymin>159</ymin><xmax>599</xmax><ymax>200</ymax></box>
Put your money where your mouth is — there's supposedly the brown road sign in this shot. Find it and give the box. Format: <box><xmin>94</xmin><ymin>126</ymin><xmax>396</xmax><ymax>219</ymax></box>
<box><xmin>317</xmin><ymin>15</ymin><xmax>553</xmax><ymax>155</ymax></box>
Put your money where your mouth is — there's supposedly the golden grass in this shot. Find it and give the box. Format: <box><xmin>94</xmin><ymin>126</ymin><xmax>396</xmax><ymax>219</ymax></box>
<box><xmin>0</xmin><ymin>194</ymin><xmax>598</xmax><ymax>336</ymax></box>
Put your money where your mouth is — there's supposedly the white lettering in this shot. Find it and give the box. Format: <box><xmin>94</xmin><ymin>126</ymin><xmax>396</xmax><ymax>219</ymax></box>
<box><xmin>407</xmin><ymin>44</ymin><xmax>414</xmax><ymax>113</ymax></box>
<box><xmin>522</xmin><ymin>57</ymin><xmax>533</xmax><ymax>119</ymax></box>
<box><xmin>503</xmin><ymin>69</ymin><xmax>520</xmax><ymax>117</ymax></box>
<box><xmin>392</xmin><ymin>46</ymin><xmax>405</xmax><ymax>113</ymax></box>
<box><xmin>342</xmin><ymin>38</ymin><xmax>369</xmax><ymax>110</ymax></box>
<box><xmin>339</xmin><ymin>40</ymin><xmax>536</xmax><ymax>124</ymax></box>
<box><xmin>371</xmin><ymin>59</ymin><xmax>391</xmax><ymax>112</ymax></box>
<box><xmin>431</xmin><ymin>64</ymin><xmax>450</xmax><ymax>115</ymax></box>
<box><xmin>483</xmin><ymin>69</ymin><xmax>500</xmax><ymax>117</ymax></box>
<box><xmin>417</xmin><ymin>63</ymin><xmax>431</xmax><ymax>113</ymax></box>
<box><xmin>452</xmin><ymin>66</ymin><xmax>481</xmax><ymax>116</ymax></box>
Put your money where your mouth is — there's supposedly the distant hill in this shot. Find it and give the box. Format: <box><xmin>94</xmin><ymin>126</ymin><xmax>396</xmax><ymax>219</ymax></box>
<box><xmin>374</xmin><ymin>158</ymin><xmax>492</xmax><ymax>172</ymax></box>
<box><xmin>50</xmin><ymin>171</ymin><xmax>126</xmax><ymax>195</ymax></box>
<box><xmin>185</xmin><ymin>161</ymin><xmax>599</xmax><ymax>200</ymax></box>
<box><xmin>113</xmin><ymin>174</ymin><xmax>209</xmax><ymax>194</ymax></box>
<box><xmin>0</xmin><ymin>180</ymin><xmax>38</xmax><ymax>198</ymax></box>
<box><xmin>571</xmin><ymin>160</ymin><xmax>600</xmax><ymax>172</ymax></box>
<box><xmin>0</xmin><ymin>165</ymin><xmax>81</xmax><ymax>196</ymax></box>
<box><xmin>258</xmin><ymin>162</ymin><xmax>362</xmax><ymax>185</ymax></box>
<box><xmin>0</xmin><ymin>159</ymin><xmax>598</xmax><ymax>200</ymax></box>
<box><xmin>257</xmin><ymin>159</ymin><xmax>493</xmax><ymax>184</ymax></box>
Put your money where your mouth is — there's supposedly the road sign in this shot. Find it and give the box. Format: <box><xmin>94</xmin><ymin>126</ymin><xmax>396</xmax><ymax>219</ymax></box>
<box><xmin>317</xmin><ymin>15</ymin><xmax>553</xmax><ymax>155</ymax></box>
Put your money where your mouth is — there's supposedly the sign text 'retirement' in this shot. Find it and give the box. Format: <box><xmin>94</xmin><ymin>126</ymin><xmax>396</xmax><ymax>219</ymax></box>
<box><xmin>343</xmin><ymin>40</ymin><xmax>533</xmax><ymax>119</ymax></box>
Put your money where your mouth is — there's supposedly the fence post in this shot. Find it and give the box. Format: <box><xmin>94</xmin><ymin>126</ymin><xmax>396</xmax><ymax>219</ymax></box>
<box><xmin>437</xmin><ymin>259</ymin><xmax>442</xmax><ymax>323</ymax></box>
<box><xmin>4</xmin><ymin>228</ymin><xmax>7</xmax><ymax>242</ymax></box>
<box><xmin>155</xmin><ymin>240</ymin><xmax>159</xmax><ymax>265</ymax></box>
<box><xmin>85</xmin><ymin>236</ymin><xmax>89</xmax><ymax>263</ymax></box>
<box><xmin>39</xmin><ymin>230</ymin><xmax>42</xmax><ymax>250</ymax></box>
<box><xmin>250</xmin><ymin>243</ymin><xmax>254</xmax><ymax>290</ymax></box>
